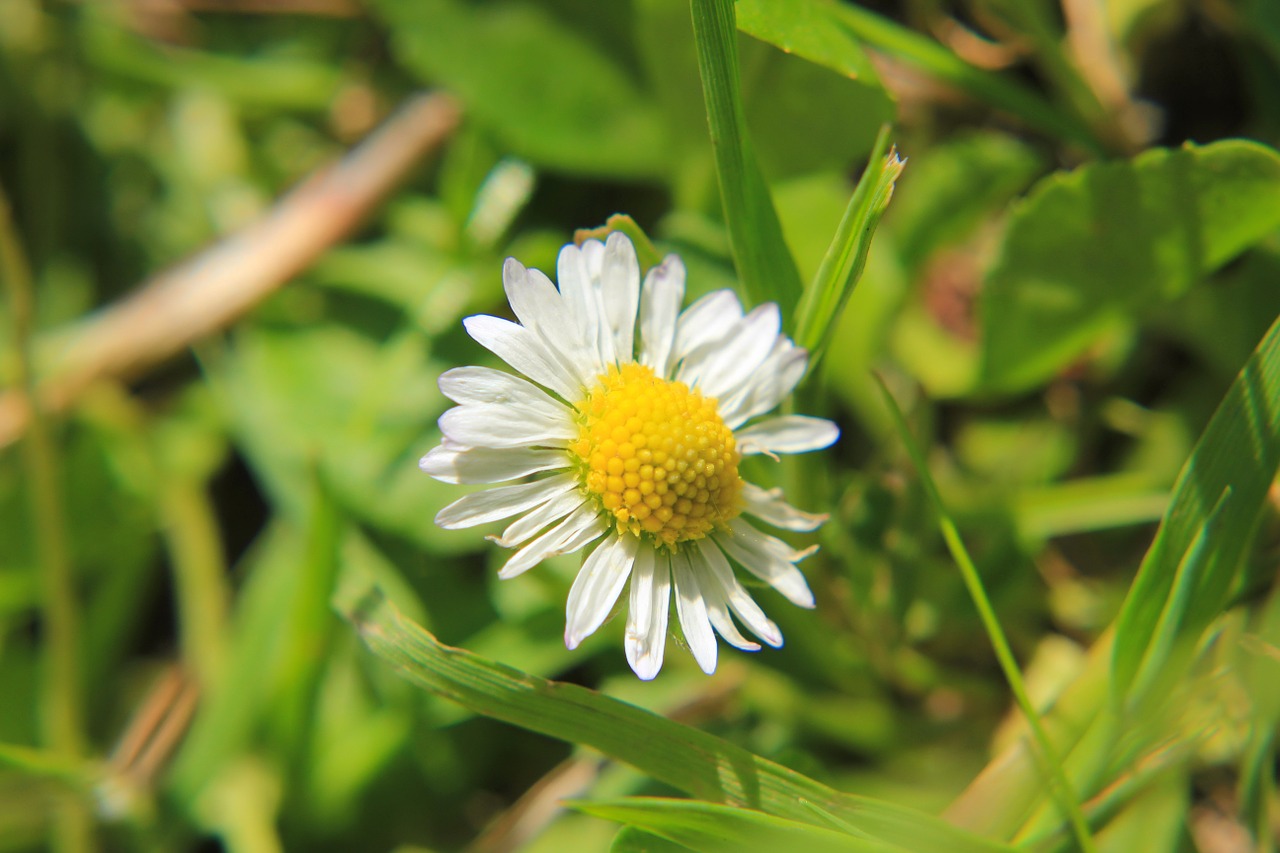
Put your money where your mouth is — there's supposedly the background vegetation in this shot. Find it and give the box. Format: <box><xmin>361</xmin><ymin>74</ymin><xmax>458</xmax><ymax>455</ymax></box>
<box><xmin>2</xmin><ymin>1</ymin><xmax>1279</xmax><ymax>851</ymax></box>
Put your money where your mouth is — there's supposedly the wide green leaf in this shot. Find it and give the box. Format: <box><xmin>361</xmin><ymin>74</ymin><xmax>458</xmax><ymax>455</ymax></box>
<box><xmin>979</xmin><ymin>140</ymin><xmax>1280</xmax><ymax>392</ymax></box>
<box><xmin>743</xmin><ymin>45</ymin><xmax>893</xmax><ymax>181</ymax></box>
<box><xmin>888</xmin><ymin>132</ymin><xmax>1043</xmax><ymax>272</ymax></box>
<box><xmin>578</xmin><ymin>798</ymin><xmax>903</xmax><ymax>853</ymax></box>
<box><xmin>337</xmin><ymin>586</ymin><xmax>1014</xmax><ymax>853</ymax></box>
<box><xmin>736</xmin><ymin>0</ymin><xmax>880</xmax><ymax>83</ymax></box>
<box><xmin>1112</xmin><ymin>312</ymin><xmax>1280</xmax><ymax>709</ymax></box>
<box><xmin>374</xmin><ymin>0</ymin><xmax>669</xmax><ymax>178</ymax></box>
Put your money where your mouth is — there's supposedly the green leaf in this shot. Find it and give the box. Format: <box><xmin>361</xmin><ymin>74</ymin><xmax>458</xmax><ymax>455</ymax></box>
<box><xmin>1112</xmin><ymin>313</ymin><xmax>1280</xmax><ymax>709</ymax></box>
<box><xmin>690</xmin><ymin>0</ymin><xmax>804</xmax><ymax>308</ymax></box>
<box><xmin>794</xmin><ymin>129</ymin><xmax>904</xmax><ymax>358</ymax></box>
<box><xmin>82</xmin><ymin>15</ymin><xmax>342</xmax><ymax>108</ymax></box>
<box><xmin>374</xmin><ymin>0</ymin><xmax>669</xmax><ymax>178</ymax></box>
<box><xmin>887</xmin><ymin>132</ymin><xmax>1044</xmax><ymax>272</ymax></box>
<box><xmin>611</xmin><ymin>826</ymin><xmax>695</xmax><ymax>853</ymax></box>
<box><xmin>736</xmin><ymin>0</ymin><xmax>880</xmax><ymax>83</ymax></box>
<box><xmin>979</xmin><ymin>140</ymin><xmax>1280</xmax><ymax>392</ymax></box>
<box><xmin>577</xmin><ymin>798</ymin><xmax>903</xmax><ymax>853</ymax></box>
<box><xmin>1013</xmin><ymin>474</ymin><xmax>1169</xmax><ymax>540</ymax></box>
<box><xmin>743</xmin><ymin>46</ymin><xmax>894</xmax><ymax>182</ymax></box>
<box><xmin>337</xmin><ymin>587</ymin><xmax>1015</xmax><ymax>853</ymax></box>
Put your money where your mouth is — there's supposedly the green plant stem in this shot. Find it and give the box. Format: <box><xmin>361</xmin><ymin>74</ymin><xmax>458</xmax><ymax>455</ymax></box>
<box><xmin>0</xmin><ymin>186</ymin><xmax>92</xmax><ymax>851</ymax></box>
<box><xmin>161</xmin><ymin>479</ymin><xmax>230</xmax><ymax>690</ymax></box>
<box><xmin>874</xmin><ymin>376</ymin><xmax>1096</xmax><ymax>853</ymax></box>
<box><xmin>0</xmin><ymin>741</ymin><xmax>95</xmax><ymax>786</ymax></box>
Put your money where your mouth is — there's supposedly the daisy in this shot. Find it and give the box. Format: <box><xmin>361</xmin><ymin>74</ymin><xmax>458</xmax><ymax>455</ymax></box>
<box><xmin>420</xmin><ymin>232</ymin><xmax>838</xmax><ymax>679</ymax></box>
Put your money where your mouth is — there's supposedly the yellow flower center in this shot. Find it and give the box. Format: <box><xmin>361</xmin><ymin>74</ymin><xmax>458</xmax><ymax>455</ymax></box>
<box><xmin>569</xmin><ymin>363</ymin><xmax>743</xmax><ymax>549</ymax></box>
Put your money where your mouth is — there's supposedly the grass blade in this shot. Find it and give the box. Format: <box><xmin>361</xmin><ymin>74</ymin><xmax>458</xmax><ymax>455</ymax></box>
<box><xmin>874</xmin><ymin>375</ymin><xmax>1096</xmax><ymax>853</ymax></box>
<box><xmin>793</xmin><ymin>126</ymin><xmax>904</xmax><ymax>358</ymax></box>
<box><xmin>1113</xmin><ymin>313</ymin><xmax>1280</xmax><ymax>710</ymax></box>
<box><xmin>576</xmin><ymin>797</ymin><xmax>902</xmax><ymax>853</ymax></box>
<box><xmin>829</xmin><ymin>4</ymin><xmax>1102</xmax><ymax>152</ymax></box>
<box><xmin>338</xmin><ymin>585</ymin><xmax>1015</xmax><ymax>853</ymax></box>
<box><xmin>690</xmin><ymin>0</ymin><xmax>804</xmax><ymax>308</ymax></box>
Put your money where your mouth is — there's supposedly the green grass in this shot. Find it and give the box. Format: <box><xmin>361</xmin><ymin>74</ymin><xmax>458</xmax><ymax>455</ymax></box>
<box><xmin>2</xmin><ymin>2</ymin><xmax>1279</xmax><ymax>851</ymax></box>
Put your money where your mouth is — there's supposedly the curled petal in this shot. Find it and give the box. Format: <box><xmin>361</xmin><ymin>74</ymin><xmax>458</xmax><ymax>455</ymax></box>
<box><xmin>625</xmin><ymin>547</ymin><xmax>671</xmax><ymax>680</ymax></box>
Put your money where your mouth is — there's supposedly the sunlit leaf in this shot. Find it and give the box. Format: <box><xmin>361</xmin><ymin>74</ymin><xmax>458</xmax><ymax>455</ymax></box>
<box><xmin>736</xmin><ymin>0</ymin><xmax>880</xmax><ymax>82</ymax></box>
<box><xmin>1112</xmin><ymin>313</ymin><xmax>1280</xmax><ymax>709</ymax></box>
<box><xmin>374</xmin><ymin>0</ymin><xmax>669</xmax><ymax>178</ymax></box>
<box><xmin>338</xmin><ymin>586</ymin><xmax>1015</xmax><ymax>853</ymax></box>
<box><xmin>979</xmin><ymin>140</ymin><xmax>1280</xmax><ymax>392</ymax></box>
<box><xmin>578</xmin><ymin>797</ymin><xmax>903</xmax><ymax>853</ymax></box>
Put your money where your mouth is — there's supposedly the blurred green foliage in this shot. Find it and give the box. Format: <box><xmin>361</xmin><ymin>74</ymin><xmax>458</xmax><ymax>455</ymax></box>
<box><xmin>2</xmin><ymin>1</ymin><xmax>1280</xmax><ymax>851</ymax></box>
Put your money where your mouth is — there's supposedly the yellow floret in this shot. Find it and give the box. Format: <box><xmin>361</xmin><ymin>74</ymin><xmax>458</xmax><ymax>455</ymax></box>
<box><xmin>568</xmin><ymin>362</ymin><xmax>743</xmax><ymax>548</ymax></box>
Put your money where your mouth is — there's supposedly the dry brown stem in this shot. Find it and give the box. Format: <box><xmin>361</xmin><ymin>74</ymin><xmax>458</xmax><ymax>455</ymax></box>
<box><xmin>0</xmin><ymin>91</ymin><xmax>461</xmax><ymax>449</ymax></box>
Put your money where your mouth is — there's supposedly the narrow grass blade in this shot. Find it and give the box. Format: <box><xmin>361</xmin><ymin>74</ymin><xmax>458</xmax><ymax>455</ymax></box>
<box><xmin>611</xmin><ymin>826</ymin><xmax>695</xmax><ymax>853</ymax></box>
<box><xmin>1124</xmin><ymin>488</ymin><xmax>1233</xmax><ymax>706</ymax></box>
<box><xmin>690</xmin><ymin>0</ymin><xmax>804</xmax><ymax>308</ymax></box>
<box><xmin>874</xmin><ymin>376</ymin><xmax>1096</xmax><ymax>853</ymax></box>
<box><xmin>829</xmin><ymin>4</ymin><xmax>1101</xmax><ymax>152</ymax></box>
<box><xmin>793</xmin><ymin>126</ymin><xmax>904</xmax><ymax>358</ymax></box>
<box><xmin>338</xmin><ymin>586</ymin><xmax>1015</xmax><ymax>853</ymax></box>
<box><xmin>1112</xmin><ymin>314</ymin><xmax>1280</xmax><ymax>710</ymax></box>
<box><xmin>0</xmin><ymin>743</ymin><xmax>95</xmax><ymax>787</ymax></box>
<box><xmin>576</xmin><ymin>798</ymin><xmax>902</xmax><ymax>853</ymax></box>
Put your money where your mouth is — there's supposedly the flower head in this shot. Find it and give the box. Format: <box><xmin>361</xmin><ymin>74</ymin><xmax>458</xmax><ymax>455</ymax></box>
<box><xmin>420</xmin><ymin>233</ymin><xmax>838</xmax><ymax>679</ymax></box>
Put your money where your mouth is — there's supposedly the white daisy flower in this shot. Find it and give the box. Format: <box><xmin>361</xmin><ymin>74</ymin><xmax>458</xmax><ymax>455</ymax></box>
<box><xmin>420</xmin><ymin>232</ymin><xmax>838</xmax><ymax>679</ymax></box>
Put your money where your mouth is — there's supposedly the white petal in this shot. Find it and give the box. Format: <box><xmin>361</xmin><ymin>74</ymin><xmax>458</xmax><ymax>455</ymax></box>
<box><xmin>438</xmin><ymin>403</ymin><xmax>575</xmax><ymax>448</ymax></box>
<box><xmin>638</xmin><ymin>255</ymin><xmax>685</xmax><ymax>377</ymax></box>
<box><xmin>625</xmin><ymin>546</ymin><xmax>670</xmax><ymax>680</ymax></box>
<box><xmin>463</xmin><ymin>314</ymin><xmax>582</xmax><ymax>402</ymax></box>
<box><xmin>503</xmin><ymin>260</ymin><xmax>598</xmax><ymax>388</ymax></box>
<box><xmin>440</xmin><ymin>365</ymin><xmax>572</xmax><ymax>414</ymax></box>
<box><xmin>564</xmin><ymin>533</ymin><xmax>640</xmax><ymax>649</ymax></box>
<box><xmin>741</xmin><ymin>482</ymin><xmax>828</xmax><ymax>532</ymax></box>
<box><xmin>559</xmin><ymin>240</ymin><xmax>617</xmax><ymax>368</ymax></box>
<box><xmin>672</xmin><ymin>290</ymin><xmax>742</xmax><ymax>366</ymax></box>
<box><xmin>713</xmin><ymin>518</ymin><xmax>816</xmax><ymax>609</ymax></box>
<box><xmin>677</xmin><ymin>303</ymin><xmax>780</xmax><ymax>399</ymax></box>
<box><xmin>695</xmin><ymin>538</ymin><xmax>782</xmax><ymax>647</ymax></box>
<box><xmin>702</xmin><ymin>590</ymin><xmax>758</xmax><ymax>650</ymax></box>
<box><xmin>434</xmin><ymin>473</ymin><xmax>576</xmax><ymax>529</ymax></box>
<box><xmin>685</xmin><ymin>545</ymin><xmax>758</xmax><ymax>651</ymax></box>
<box><xmin>497</xmin><ymin>503</ymin><xmax>606</xmax><ymax>579</ymax></box>
<box><xmin>600</xmin><ymin>232</ymin><xmax>640</xmax><ymax>361</ymax></box>
<box><xmin>419</xmin><ymin>442</ymin><xmax>567</xmax><ymax>484</ymax></box>
<box><xmin>555</xmin><ymin>242</ymin><xmax>608</xmax><ymax>375</ymax></box>
<box><xmin>736</xmin><ymin>415</ymin><xmax>839</xmax><ymax>456</ymax></box>
<box><xmin>490</xmin><ymin>488</ymin><xmax>587</xmax><ymax>548</ymax></box>
<box><xmin>721</xmin><ymin>340</ymin><xmax>808</xmax><ymax>428</ymax></box>
<box><xmin>673</xmin><ymin>550</ymin><xmax>718</xmax><ymax>674</ymax></box>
